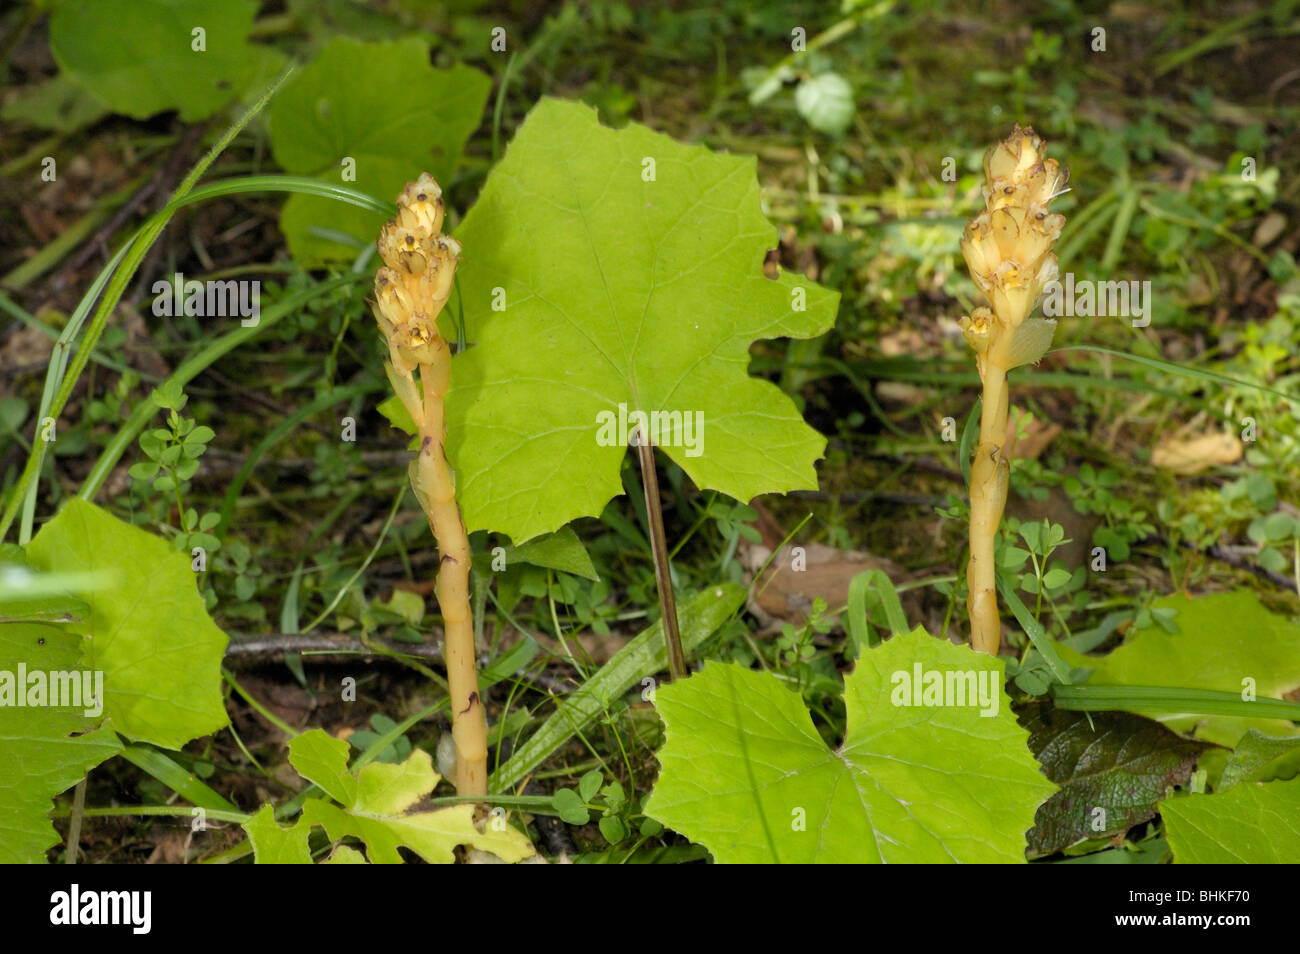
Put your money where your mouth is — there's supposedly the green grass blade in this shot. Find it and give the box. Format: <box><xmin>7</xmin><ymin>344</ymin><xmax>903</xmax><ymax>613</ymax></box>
<box><xmin>491</xmin><ymin>583</ymin><xmax>746</xmax><ymax>792</ymax></box>
<box><xmin>155</xmin><ymin>175</ymin><xmax>392</xmax><ymax>218</ymax></box>
<box><xmin>1053</xmin><ymin>345</ymin><xmax>1299</xmax><ymax>408</ymax></box>
<box><xmin>117</xmin><ymin>742</ymin><xmax>239</xmax><ymax>814</ymax></box>
<box><xmin>996</xmin><ymin>574</ymin><xmax>1073</xmax><ymax>684</ymax></box>
<box><xmin>1052</xmin><ymin>683</ymin><xmax>1300</xmax><ymax>720</ymax></box>
<box><xmin>958</xmin><ymin>396</ymin><xmax>980</xmax><ymax>486</ymax></box>
<box><xmin>1100</xmin><ymin>185</ymin><xmax>1139</xmax><ymax>275</ymax></box>
<box><xmin>846</xmin><ymin>568</ymin><xmax>908</xmax><ymax>650</ymax></box>
<box><xmin>0</xmin><ymin>567</ymin><xmax>113</xmax><ymax>598</ymax></box>
<box><xmin>14</xmin><ymin>242</ymin><xmax>132</xmax><ymax>543</ymax></box>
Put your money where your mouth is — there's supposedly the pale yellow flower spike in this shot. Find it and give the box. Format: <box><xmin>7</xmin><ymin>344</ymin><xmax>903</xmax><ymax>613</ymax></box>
<box><xmin>960</xmin><ymin>126</ymin><xmax>1069</xmax><ymax>655</ymax></box>
<box><xmin>373</xmin><ymin>173</ymin><xmax>487</xmax><ymax>797</ymax></box>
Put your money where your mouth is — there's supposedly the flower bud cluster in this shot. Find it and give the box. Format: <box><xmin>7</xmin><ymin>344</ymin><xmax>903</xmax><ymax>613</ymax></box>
<box><xmin>959</xmin><ymin>126</ymin><xmax>1068</xmax><ymax>369</ymax></box>
<box><xmin>373</xmin><ymin>173</ymin><xmax>460</xmax><ymax>371</ymax></box>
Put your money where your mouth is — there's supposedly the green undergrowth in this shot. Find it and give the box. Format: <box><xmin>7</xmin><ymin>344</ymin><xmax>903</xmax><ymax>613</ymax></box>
<box><xmin>1</xmin><ymin>0</ymin><xmax>1297</xmax><ymax>864</ymax></box>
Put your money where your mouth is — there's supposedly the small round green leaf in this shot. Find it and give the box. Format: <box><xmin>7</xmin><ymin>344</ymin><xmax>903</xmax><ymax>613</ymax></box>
<box><xmin>598</xmin><ymin>814</ymin><xmax>627</xmax><ymax>845</ymax></box>
<box><xmin>794</xmin><ymin>72</ymin><xmax>855</xmax><ymax>136</ymax></box>
<box><xmin>552</xmin><ymin>788</ymin><xmax>590</xmax><ymax>826</ymax></box>
<box><xmin>578</xmin><ymin>770</ymin><xmax>603</xmax><ymax>803</ymax></box>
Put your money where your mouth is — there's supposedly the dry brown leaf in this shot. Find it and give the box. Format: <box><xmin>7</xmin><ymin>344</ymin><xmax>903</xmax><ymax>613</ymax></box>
<box><xmin>875</xmin><ymin>380</ymin><xmax>934</xmax><ymax>405</ymax></box>
<box><xmin>144</xmin><ymin>829</ymin><xmax>192</xmax><ymax>864</ymax></box>
<box><xmin>879</xmin><ymin>328</ymin><xmax>925</xmax><ymax>357</ymax></box>
<box><xmin>741</xmin><ymin>540</ymin><xmax>904</xmax><ymax>630</ymax></box>
<box><xmin>1005</xmin><ymin>406</ymin><xmax>1061</xmax><ymax>461</ymax></box>
<box><xmin>1151</xmin><ymin>432</ymin><xmax>1242</xmax><ymax>474</ymax></box>
<box><xmin>1252</xmin><ymin>211</ymin><xmax>1286</xmax><ymax>247</ymax></box>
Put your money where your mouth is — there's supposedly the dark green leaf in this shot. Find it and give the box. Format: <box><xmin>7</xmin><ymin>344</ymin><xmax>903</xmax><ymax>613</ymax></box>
<box><xmin>1018</xmin><ymin>700</ymin><xmax>1213</xmax><ymax>857</ymax></box>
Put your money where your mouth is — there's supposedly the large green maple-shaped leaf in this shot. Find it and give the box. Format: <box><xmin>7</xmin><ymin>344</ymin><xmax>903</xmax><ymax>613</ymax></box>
<box><xmin>446</xmin><ymin>99</ymin><xmax>840</xmax><ymax>542</ymax></box>
<box><xmin>1057</xmin><ymin>590</ymin><xmax>1300</xmax><ymax>745</ymax></box>
<box><xmin>644</xmin><ymin>628</ymin><xmax>1054</xmax><ymax>863</ymax></box>
<box><xmin>0</xmin><ymin>500</ymin><xmax>229</xmax><ymax>861</ymax></box>
<box><xmin>1162</xmin><ymin>778</ymin><xmax>1300</xmax><ymax>863</ymax></box>
<box><xmin>0</xmin><ymin>622</ymin><xmax>121</xmax><ymax>863</ymax></box>
<box><xmin>49</xmin><ymin>0</ymin><xmax>275</xmax><ymax>122</ymax></box>
<box><xmin>25</xmin><ymin>499</ymin><xmax>229</xmax><ymax>748</ymax></box>
<box><xmin>243</xmin><ymin>730</ymin><xmax>534</xmax><ymax>864</ymax></box>
<box><xmin>1017</xmin><ymin>701</ymin><xmax>1211</xmax><ymax>856</ymax></box>
<box><xmin>268</xmin><ymin>37</ymin><xmax>490</xmax><ymax>261</ymax></box>
<box><xmin>242</xmin><ymin>805</ymin><xmax>313</xmax><ymax>864</ymax></box>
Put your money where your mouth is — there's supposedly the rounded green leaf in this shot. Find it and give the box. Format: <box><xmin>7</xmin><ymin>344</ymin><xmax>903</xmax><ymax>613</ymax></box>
<box><xmin>598</xmin><ymin>814</ymin><xmax>627</xmax><ymax>844</ymax></box>
<box><xmin>553</xmin><ymin>788</ymin><xmax>590</xmax><ymax>826</ymax></box>
<box><xmin>1259</xmin><ymin>547</ymin><xmax>1287</xmax><ymax>573</ymax></box>
<box><xmin>578</xmin><ymin>770</ymin><xmax>603</xmax><ymax>803</ymax></box>
<box><xmin>190</xmin><ymin>532</ymin><xmax>221</xmax><ymax>551</ymax></box>
<box><xmin>25</xmin><ymin>499</ymin><xmax>229</xmax><ymax>748</ymax></box>
<box><xmin>267</xmin><ymin>37</ymin><xmax>491</xmax><ymax>261</ymax></box>
<box><xmin>1042</xmin><ymin>567</ymin><xmax>1072</xmax><ymax>590</ymax></box>
<box><xmin>794</xmin><ymin>72</ymin><xmax>855</xmax><ymax>136</ymax></box>
<box><xmin>50</xmin><ymin>0</ymin><xmax>263</xmax><ymax>121</ymax></box>
<box><xmin>1163</xmin><ymin>778</ymin><xmax>1300</xmax><ymax>863</ymax></box>
<box><xmin>645</xmin><ymin>628</ymin><xmax>1053</xmax><ymax>863</ymax></box>
<box><xmin>1055</xmin><ymin>590</ymin><xmax>1300</xmax><ymax>745</ymax></box>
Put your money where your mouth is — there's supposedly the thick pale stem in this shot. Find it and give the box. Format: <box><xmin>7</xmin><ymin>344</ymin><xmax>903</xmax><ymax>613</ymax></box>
<box><xmin>967</xmin><ymin>360</ymin><xmax>1009</xmax><ymax>655</ymax></box>
<box><xmin>960</xmin><ymin>126</ymin><xmax>1067</xmax><ymax>655</ymax></box>
<box><xmin>372</xmin><ymin>174</ymin><xmax>482</xmax><ymax>795</ymax></box>
<box><xmin>408</xmin><ymin>342</ymin><xmax>487</xmax><ymax>796</ymax></box>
